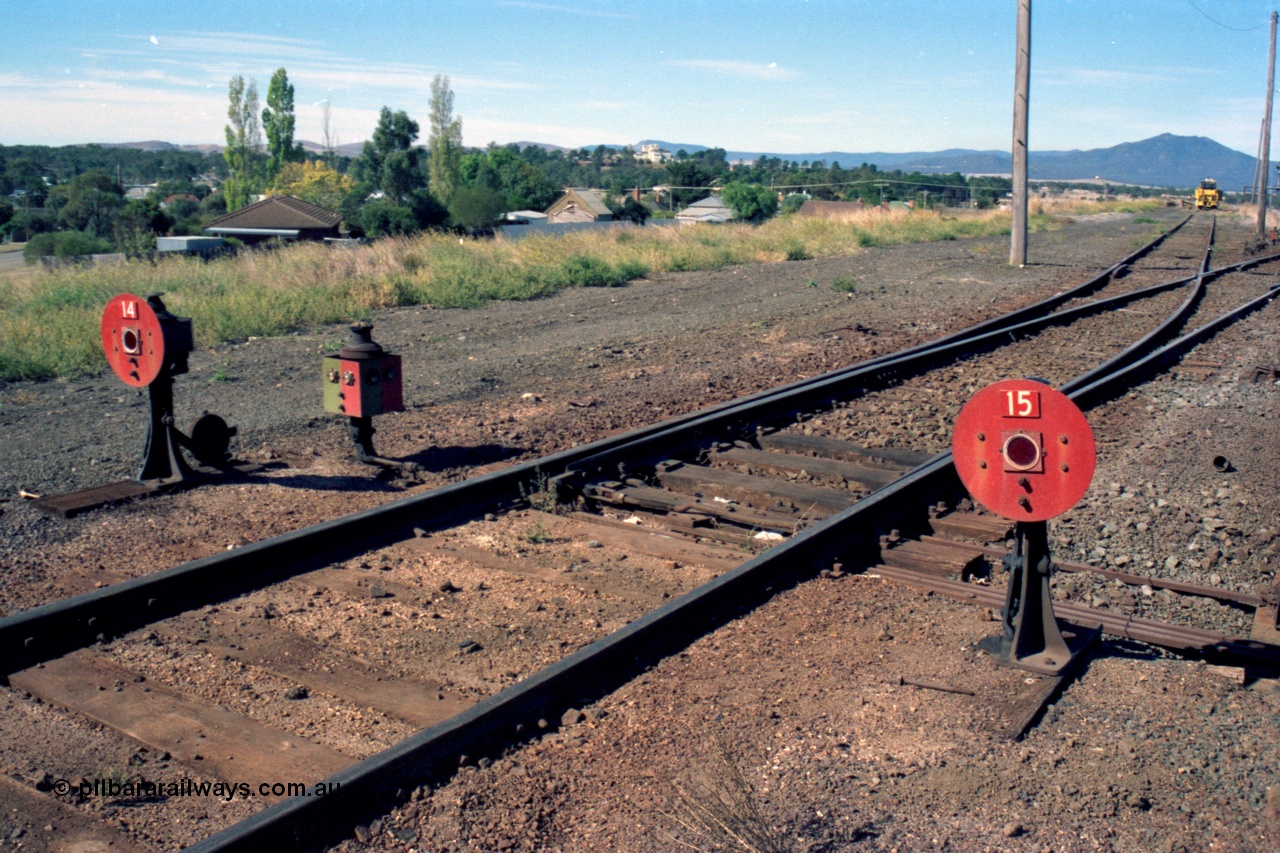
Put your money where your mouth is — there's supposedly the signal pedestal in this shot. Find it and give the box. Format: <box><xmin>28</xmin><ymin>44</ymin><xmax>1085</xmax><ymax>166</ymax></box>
<box><xmin>978</xmin><ymin>521</ymin><xmax>1099</xmax><ymax>675</ymax></box>
<box><xmin>137</xmin><ymin>369</ymin><xmax>196</xmax><ymax>484</ymax></box>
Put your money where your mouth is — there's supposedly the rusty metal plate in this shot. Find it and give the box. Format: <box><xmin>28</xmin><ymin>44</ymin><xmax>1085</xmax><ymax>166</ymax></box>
<box><xmin>951</xmin><ymin>379</ymin><xmax>1096</xmax><ymax>521</ymax></box>
<box><xmin>101</xmin><ymin>293</ymin><xmax>165</xmax><ymax>387</ymax></box>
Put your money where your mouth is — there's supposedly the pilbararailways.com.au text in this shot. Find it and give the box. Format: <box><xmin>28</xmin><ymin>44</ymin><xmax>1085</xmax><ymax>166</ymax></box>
<box><xmin>52</xmin><ymin>777</ymin><xmax>340</xmax><ymax>801</ymax></box>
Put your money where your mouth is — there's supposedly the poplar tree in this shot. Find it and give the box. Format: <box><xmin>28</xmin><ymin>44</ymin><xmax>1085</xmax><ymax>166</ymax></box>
<box><xmin>428</xmin><ymin>75</ymin><xmax>462</xmax><ymax>206</ymax></box>
<box><xmin>262</xmin><ymin>68</ymin><xmax>299</xmax><ymax>184</ymax></box>
<box><xmin>223</xmin><ymin>75</ymin><xmax>263</xmax><ymax>211</ymax></box>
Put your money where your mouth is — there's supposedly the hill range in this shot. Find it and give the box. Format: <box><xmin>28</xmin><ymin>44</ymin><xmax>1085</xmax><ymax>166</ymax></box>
<box><xmin>102</xmin><ymin>133</ymin><xmax>1256</xmax><ymax>191</ymax></box>
<box><xmin>637</xmin><ymin>134</ymin><xmax>1256</xmax><ymax>191</ymax></box>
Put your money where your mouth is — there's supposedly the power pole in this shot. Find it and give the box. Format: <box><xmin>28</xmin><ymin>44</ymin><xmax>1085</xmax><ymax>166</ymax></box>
<box><xmin>1258</xmin><ymin>10</ymin><xmax>1277</xmax><ymax>239</ymax></box>
<box><xmin>1010</xmin><ymin>0</ymin><xmax>1031</xmax><ymax>267</ymax></box>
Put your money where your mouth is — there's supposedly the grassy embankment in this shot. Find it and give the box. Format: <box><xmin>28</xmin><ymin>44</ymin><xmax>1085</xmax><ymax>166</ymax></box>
<box><xmin>0</xmin><ymin>201</ymin><xmax>1161</xmax><ymax>383</ymax></box>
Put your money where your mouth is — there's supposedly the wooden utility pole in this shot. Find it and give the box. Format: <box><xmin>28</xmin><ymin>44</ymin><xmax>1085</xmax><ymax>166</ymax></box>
<box><xmin>1010</xmin><ymin>0</ymin><xmax>1031</xmax><ymax>267</ymax></box>
<box><xmin>1257</xmin><ymin>11</ymin><xmax>1277</xmax><ymax>239</ymax></box>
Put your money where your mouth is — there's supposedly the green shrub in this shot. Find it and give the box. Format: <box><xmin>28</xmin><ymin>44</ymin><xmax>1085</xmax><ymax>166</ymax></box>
<box><xmin>615</xmin><ymin>258</ymin><xmax>649</xmax><ymax>280</ymax></box>
<box><xmin>562</xmin><ymin>254</ymin><xmax>625</xmax><ymax>287</ymax></box>
<box><xmin>23</xmin><ymin>231</ymin><xmax>114</xmax><ymax>263</ymax></box>
<box><xmin>784</xmin><ymin>242</ymin><xmax>809</xmax><ymax>261</ymax></box>
<box><xmin>831</xmin><ymin>275</ymin><xmax>857</xmax><ymax>293</ymax></box>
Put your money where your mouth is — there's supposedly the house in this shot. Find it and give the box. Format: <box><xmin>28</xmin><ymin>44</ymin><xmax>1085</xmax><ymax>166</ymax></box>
<box><xmin>638</xmin><ymin>143</ymin><xmax>670</xmax><ymax>165</ymax></box>
<box><xmin>675</xmin><ymin>195</ymin><xmax>735</xmax><ymax>224</ymax></box>
<box><xmin>545</xmin><ymin>189</ymin><xmax>613</xmax><ymax>224</ymax></box>
<box><xmin>204</xmin><ymin>195</ymin><xmax>342</xmax><ymax>244</ymax></box>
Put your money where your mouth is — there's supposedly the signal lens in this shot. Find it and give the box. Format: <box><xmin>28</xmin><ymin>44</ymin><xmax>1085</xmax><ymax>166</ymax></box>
<box><xmin>1002</xmin><ymin>433</ymin><xmax>1041</xmax><ymax>470</ymax></box>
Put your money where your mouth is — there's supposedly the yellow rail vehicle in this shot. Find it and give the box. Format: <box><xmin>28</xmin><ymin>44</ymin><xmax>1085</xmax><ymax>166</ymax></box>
<box><xmin>1196</xmin><ymin>178</ymin><xmax>1220</xmax><ymax>210</ymax></box>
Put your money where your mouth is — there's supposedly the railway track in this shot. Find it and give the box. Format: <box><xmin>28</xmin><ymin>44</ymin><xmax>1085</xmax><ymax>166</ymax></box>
<box><xmin>2</xmin><ymin>213</ymin><xmax>1280</xmax><ymax>851</ymax></box>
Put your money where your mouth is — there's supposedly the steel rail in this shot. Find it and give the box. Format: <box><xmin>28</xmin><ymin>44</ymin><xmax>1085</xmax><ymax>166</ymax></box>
<box><xmin>186</xmin><ymin>237</ymin><xmax>1280</xmax><ymax>852</ymax></box>
<box><xmin>845</xmin><ymin>212</ymin><xmax>1193</xmax><ymax>370</ymax></box>
<box><xmin>1</xmin><ymin>227</ymin><xmax>1237</xmax><ymax>677</ymax></box>
<box><xmin>1061</xmin><ymin>213</ymin><xmax>1214</xmax><ymax>395</ymax></box>
<box><xmin>565</xmin><ymin>240</ymin><xmax>1280</xmax><ymax>483</ymax></box>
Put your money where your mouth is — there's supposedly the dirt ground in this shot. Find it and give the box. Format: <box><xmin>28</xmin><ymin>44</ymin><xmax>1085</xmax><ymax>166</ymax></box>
<box><xmin>2</xmin><ymin>209</ymin><xmax>1280</xmax><ymax>852</ymax></box>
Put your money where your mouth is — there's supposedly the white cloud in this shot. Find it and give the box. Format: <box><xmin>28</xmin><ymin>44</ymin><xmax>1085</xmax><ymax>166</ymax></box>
<box><xmin>463</xmin><ymin>115</ymin><xmax>628</xmax><ymax>148</ymax></box>
<box><xmin>668</xmin><ymin>59</ymin><xmax>799</xmax><ymax>81</ymax></box>
<box><xmin>495</xmin><ymin>1</ymin><xmax>636</xmax><ymax>20</ymax></box>
<box><xmin>1038</xmin><ymin>66</ymin><xmax>1194</xmax><ymax>87</ymax></box>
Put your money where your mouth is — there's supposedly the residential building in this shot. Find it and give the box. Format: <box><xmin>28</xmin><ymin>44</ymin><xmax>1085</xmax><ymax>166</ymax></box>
<box><xmin>204</xmin><ymin>195</ymin><xmax>342</xmax><ymax>244</ymax></box>
<box><xmin>545</xmin><ymin>189</ymin><xmax>613</xmax><ymax>224</ymax></box>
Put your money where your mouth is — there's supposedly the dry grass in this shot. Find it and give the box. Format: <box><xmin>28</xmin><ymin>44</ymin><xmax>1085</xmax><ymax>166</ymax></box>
<box><xmin>0</xmin><ymin>200</ymin><xmax>1156</xmax><ymax>382</ymax></box>
<box><xmin>659</xmin><ymin>742</ymin><xmax>795</xmax><ymax>853</ymax></box>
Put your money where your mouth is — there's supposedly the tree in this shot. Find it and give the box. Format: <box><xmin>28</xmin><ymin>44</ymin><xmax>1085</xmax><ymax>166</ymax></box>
<box><xmin>357</xmin><ymin>198</ymin><xmax>419</xmax><ymax>237</ymax></box>
<box><xmin>722</xmin><ymin>182</ymin><xmax>778</xmax><ymax>223</ymax></box>
<box><xmin>448</xmin><ymin>183</ymin><xmax>505</xmax><ymax>233</ymax></box>
<box><xmin>665</xmin><ymin>159</ymin><xmax>712</xmax><ymax>207</ymax></box>
<box><xmin>428</xmin><ymin>75</ymin><xmax>463</xmax><ymax>207</ymax></box>
<box><xmin>606</xmin><ymin>194</ymin><xmax>651</xmax><ymax>225</ymax></box>
<box><xmin>355</xmin><ymin>107</ymin><xmax>425</xmax><ymax>205</ymax></box>
<box><xmin>462</xmin><ymin>147</ymin><xmax>560</xmax><ymax>212</ymax></box>
<box><xmin>114</xmin><ymin>197</ymin><xmax>170</xmax><ymax>253</ymax></box>
<box><xmin>224</xmin><ymin>75</ymin><xmax>263</xmax><ymax>211</ymax></box>
<box><xmin>269</xmin><ymin>161</ymin><xmax>356</xmax><ymax>211</ymax></box>
<box><xmin>320</xmin><ymin>98</ymin><xmax>336</xmax><ymax>164</ymax></box>
<box><xmin>53</xmin><ymin>169</ymin><xmax>124</xmax><ymax>237</ymax></box>
<box><xmin>262</xmin><ymin>68</ymin><xmax>301</xmax><ymax>184</ymax></box>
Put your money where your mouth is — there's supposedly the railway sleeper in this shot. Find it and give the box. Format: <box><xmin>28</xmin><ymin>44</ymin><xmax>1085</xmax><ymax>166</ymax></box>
<box><xmin>755</xmin><ymin>430</ymin><xmax>935</xmax><ymax>469</ymax></box>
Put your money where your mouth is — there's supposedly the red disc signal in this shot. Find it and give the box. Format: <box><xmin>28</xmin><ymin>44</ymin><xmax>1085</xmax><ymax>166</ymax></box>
<box><xmin>101</xmin><ymin>293</ymin><xmax>166</xmax><ymax>387</ymax></box>
<box><xmin>951</xmin><ymin>379</ymin><xmax>1096</xmax><ymax>521</ymax></box>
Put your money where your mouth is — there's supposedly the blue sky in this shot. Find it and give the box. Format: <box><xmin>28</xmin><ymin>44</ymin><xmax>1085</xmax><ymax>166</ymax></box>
<box><xmin>4</xmin><ymin>1</ymin><xmax>1280</xmax><ymax>157</ymax></box>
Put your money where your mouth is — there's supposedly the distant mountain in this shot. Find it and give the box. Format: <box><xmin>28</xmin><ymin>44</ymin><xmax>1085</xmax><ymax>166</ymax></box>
<box><xmin>895</xmin><ymin>134</ymin><xmax>1256</xmax><ymax>190</ymax></box>
<box><xmin>296</xmin><ymin>139</ymin><xmax>365</xmax><ymax>158</ymax></box>
<box><xmin>636</xmin><ymin>134</ymin><xmax>1254</xmax><ymax>190</ymax></box>
<box><xmin>97</xmin><ymin>140</ymin><xmax>222</xmax><ymax>154</ymax></box>
<box><xmin>513</xmin><ymin>141</ymin><xmax>573</xmax><ymax>153</ymax></box>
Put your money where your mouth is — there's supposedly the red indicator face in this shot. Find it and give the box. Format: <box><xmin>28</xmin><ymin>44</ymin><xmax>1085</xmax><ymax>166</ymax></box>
<box><xmin>952</xmin><ymin>379</ymin><xmax>1096</xmax><ymax>521</ymax></box>
<box><xmin>101</xmin><ymin>293</ymin><xmax>166</xmax><ymax>387</ymax></box>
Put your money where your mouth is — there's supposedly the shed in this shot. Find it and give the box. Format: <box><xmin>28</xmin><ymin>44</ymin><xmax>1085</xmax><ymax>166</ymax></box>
<box><xmin>204</xmin><ymin>195</ymin><xmax>342</xmax><ymax>244</ymax></box>
<box><xmin>157</xmin><ymin>236</ymin><xmax>225</xmax><ymax>253</ymax></box>
<box><xmin>545</xmin><ymin>189</ymin><xmax>612</xmax><ymax>224</ymax></box>
<box><xmin>675</xmin><ymin>195</ymin><xmax>735</xmax><ymax>224</ymax></box>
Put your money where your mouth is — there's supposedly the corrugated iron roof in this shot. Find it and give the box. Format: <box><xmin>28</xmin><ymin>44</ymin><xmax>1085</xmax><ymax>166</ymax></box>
<box><xmin>547</xmin><ymin>189</ymin><xmax>612</xmax><ymax>218</ymax></box>
<box><xmin>205</xmin><ymin>195</ymin><xmax>341</xmax><ymax>231</ymax></box>
<box><xmin>676</xmin><ymin>195</ymin><xmax>734</xmax><ymax>221</ymax></box>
